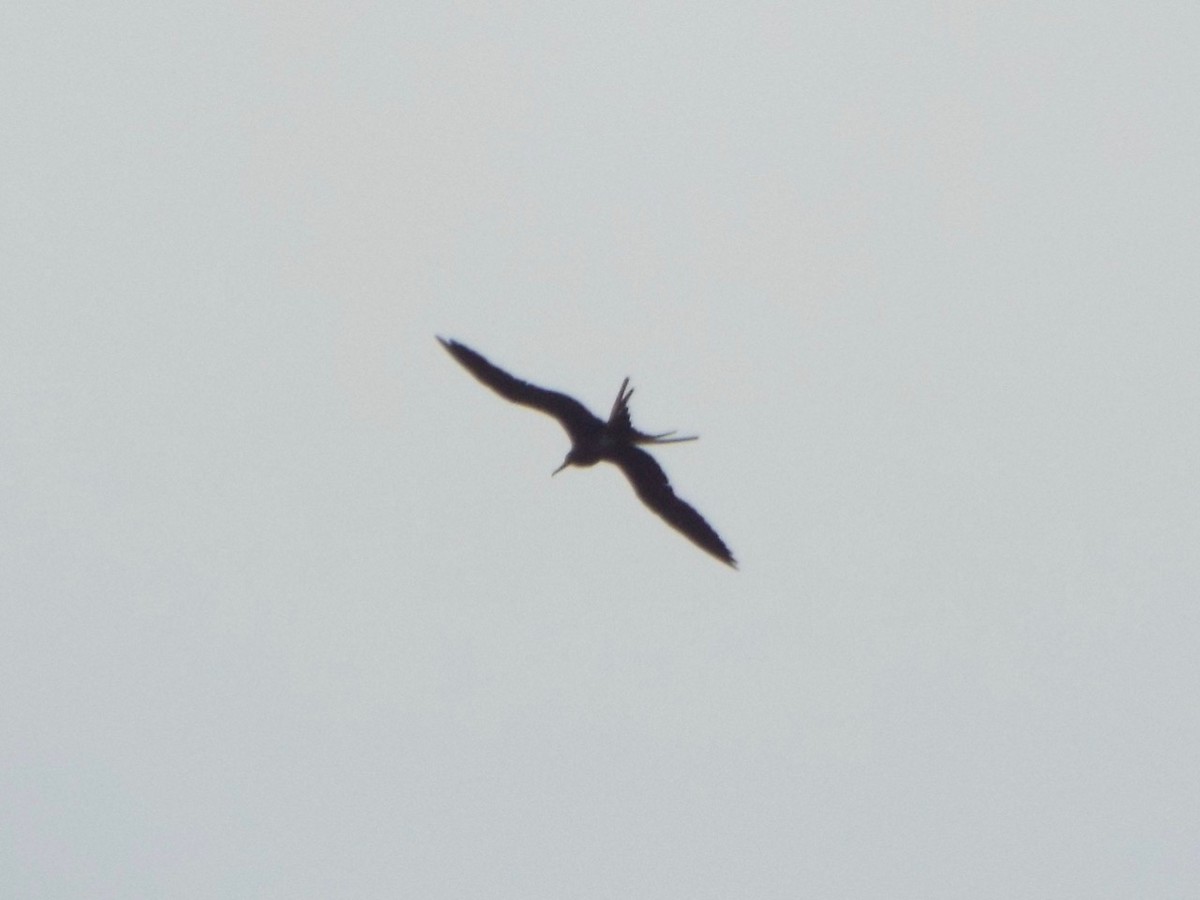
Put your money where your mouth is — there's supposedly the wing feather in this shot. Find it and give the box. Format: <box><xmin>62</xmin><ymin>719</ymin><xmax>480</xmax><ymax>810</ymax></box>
<box><xmin>611</xmin><ymin>445</ymin><xmax>736</xmax><ymax>568</ymax></box>
<box><xmin>438</xmin><ymin>338</ymin><xmax>601</xmax><ymax>444</ymax></box>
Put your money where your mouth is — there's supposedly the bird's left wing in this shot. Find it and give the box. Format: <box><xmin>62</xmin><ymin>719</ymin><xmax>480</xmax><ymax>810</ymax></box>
<box><xmin>438</xmin><ymin>338</ymin><xmax>600</xmax><ymax>444</ymax></box>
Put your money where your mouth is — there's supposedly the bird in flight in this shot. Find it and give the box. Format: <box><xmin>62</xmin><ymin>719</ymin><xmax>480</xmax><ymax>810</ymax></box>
<box><xmin>438</xmin><ymin>337</ymin><xmax>736</xmax><ymax>568</ymax></box>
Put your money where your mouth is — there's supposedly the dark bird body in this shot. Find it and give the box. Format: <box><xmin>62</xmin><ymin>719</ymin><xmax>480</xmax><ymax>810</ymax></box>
<box><xmin>438</xmin><ymin>338</ymin><xmax>736</xmax><ymax>568</ymax></box>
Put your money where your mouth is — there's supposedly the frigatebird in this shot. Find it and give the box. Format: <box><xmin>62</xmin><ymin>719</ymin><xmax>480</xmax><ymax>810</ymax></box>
<box><xmin>438</xmin><ymin>337</ymin><xmax>736</xmax><ymax>568</ymax></box>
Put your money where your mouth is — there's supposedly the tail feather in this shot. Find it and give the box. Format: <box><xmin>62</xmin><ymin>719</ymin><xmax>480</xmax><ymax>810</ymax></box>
<box><xmin>608</xmin><ymin>378</ymin><xmax>698</xmax><ymax>444</ymax></box>
<box><xmin>635</xmin><ymin>431</ymin><xmax>698</xmax><ymax>444</ymax></box>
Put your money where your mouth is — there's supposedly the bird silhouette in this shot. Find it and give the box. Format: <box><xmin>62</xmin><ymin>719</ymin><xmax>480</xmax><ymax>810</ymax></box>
<box><xmin>438</xmin><ymin>337</ymin><xmax>736</xmax><ymax>568</ymax></box>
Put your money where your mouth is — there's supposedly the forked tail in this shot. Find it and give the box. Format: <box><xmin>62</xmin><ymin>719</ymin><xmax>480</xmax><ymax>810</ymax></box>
<box><xmin>608</xmin><ymin>377</ymin><xmax>699</xmax><ymax>444</ymax></box>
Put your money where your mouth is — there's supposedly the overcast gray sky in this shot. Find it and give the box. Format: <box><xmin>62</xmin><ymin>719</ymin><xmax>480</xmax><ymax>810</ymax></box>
<box><xmin>4</xmin><ymin>2</ymin><xmax>1198</xmax><ymax>897</ymax></box>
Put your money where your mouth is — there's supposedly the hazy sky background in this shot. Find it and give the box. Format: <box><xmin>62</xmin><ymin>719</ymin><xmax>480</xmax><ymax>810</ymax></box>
<box><xmin>4</xmin><ymin>2</ymin><xmax>1198</xmax><ymax>897</ymax></box>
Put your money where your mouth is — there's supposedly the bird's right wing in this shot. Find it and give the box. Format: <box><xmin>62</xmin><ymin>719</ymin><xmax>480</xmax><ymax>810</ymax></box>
<box><xmin>438</xmin><ymin>338</ymin><xmax>601</xmax><ymax>443</ymax></box>
<box><xmin>612</xmin><ymin>444</ymin><xmax>737</xmax><ymax>568</ymax></box>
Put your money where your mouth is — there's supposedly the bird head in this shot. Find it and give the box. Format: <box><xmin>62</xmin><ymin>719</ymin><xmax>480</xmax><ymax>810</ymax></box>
<box><xmin>551</xmin><ymin>449</ymin><xmax>577</xmax><ymax>476</ymax></box>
